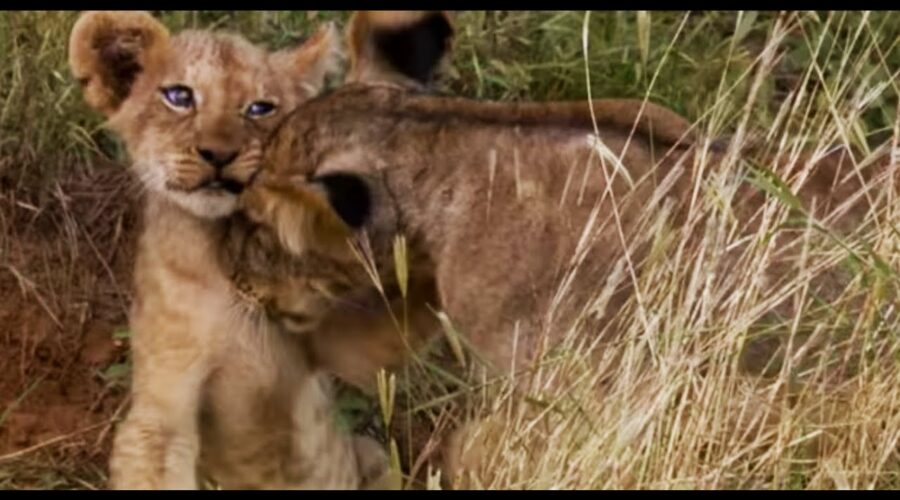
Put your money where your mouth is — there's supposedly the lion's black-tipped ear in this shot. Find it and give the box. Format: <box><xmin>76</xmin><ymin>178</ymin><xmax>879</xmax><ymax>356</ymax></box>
<box><xmin>346</xmin><ymin>11</ymin><xmax>454</xmax><ymax>88</ymax></box>
<box><xmin>312</xmin><ymin>172</ymin><xmax>372</xmax><ymax>230</ymax></box>
<box><xmin>68</xmin><ymin>11</ymin><xmax>171</xmax><ymax>116</ymax></box>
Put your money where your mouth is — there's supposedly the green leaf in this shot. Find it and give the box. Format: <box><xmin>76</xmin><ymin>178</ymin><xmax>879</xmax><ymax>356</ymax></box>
<box><xmin>100</xmin><ymin>363</ymin><xmax>131</xmax><ymax>382</ymax></box>
<box><xmin>746</xmin><ymin>164</ymin><xmax>804</xmax><ymax>213</ymax></box>
<box><xmin>112</xmin><ymin>329</ymin><xmax>132</xmax><ymax>340</ymax></box>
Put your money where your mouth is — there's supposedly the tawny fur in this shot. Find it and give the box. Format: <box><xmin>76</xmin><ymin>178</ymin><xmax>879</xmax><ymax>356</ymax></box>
<box><xmin>69</xmin><ymin>11</ymin><xmax>387</xmax><ymax>490</ymax></box>
<box><xmin>241</xmin><ymin>84</ymin><xmax>898</xmax><ymax>487</ymax></box>
<box><xmin>229</xmin><ymin>11</ymin><xmax>899</xmax><ymax>488</ymax></box>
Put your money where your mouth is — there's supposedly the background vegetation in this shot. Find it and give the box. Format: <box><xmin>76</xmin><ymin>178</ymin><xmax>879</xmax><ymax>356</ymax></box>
<box><xmin>0</xmin><ymin>11</ymin><xmax>897</xmax><ymax>489</ymax></box>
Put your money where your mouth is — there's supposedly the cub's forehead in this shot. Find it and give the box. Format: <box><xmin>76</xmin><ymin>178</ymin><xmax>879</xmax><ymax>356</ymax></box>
<box><xmin>164</xmin><ymin>30</ymin><xmax>279</xmax><ymax>92</ymax></box>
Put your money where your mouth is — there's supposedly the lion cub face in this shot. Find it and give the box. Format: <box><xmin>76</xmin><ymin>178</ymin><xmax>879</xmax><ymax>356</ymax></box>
<box><xmin>69</xmin><ymin>11</ymin><xmax>340</xmax><ymax>218</ymax></box>
<box><xmin>110</xmin><ymin>32</ymin><xmax>306</xmax><ymax>218</ymax></box>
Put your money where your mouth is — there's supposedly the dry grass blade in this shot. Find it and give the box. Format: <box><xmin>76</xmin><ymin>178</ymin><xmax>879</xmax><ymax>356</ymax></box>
<box><xmin>0</xmin><ymin>423</ymin><xmax>106</xmax><ymax>464</ymax></box>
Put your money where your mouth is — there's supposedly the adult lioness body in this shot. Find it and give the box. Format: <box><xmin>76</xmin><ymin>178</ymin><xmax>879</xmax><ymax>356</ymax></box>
<box><xmin>68</xmin><ymin>11</ymin><xmax>385</xmax><ymax>489</ymax></box>
<box><xmin>233</xmin><ymin>11</ymin><xmax>898</xmax><ymax>486</ymax></box>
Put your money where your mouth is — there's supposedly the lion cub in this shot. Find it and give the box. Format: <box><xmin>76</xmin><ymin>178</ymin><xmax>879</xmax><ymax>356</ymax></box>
<box><xmin>224</xmin><ymin>10</ymin><xmax>701</xmax><ymax>484</ymax></box>
<box><xmin>69</xmin><ymin>11</ymin><xmax>385</xmax><ymax>489</ymax></box>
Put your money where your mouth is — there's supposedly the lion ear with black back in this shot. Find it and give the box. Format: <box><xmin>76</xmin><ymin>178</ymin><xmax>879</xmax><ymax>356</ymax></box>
<box><xmin>345</xmin><ymin>10</ymin><xmax>455</xmax><ymax>89</ymax></box>
<box><xmin>311</xmin><ymin>173</ymin><xmax>372</xmax><ymax>231</ymax></box>
<box><xmin>68</xmin><ymin>11</ymin><xmax>172</xmax><ymax>116</ymax></box>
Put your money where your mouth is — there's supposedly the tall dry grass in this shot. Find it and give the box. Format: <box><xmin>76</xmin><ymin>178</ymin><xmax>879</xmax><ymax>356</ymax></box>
<box><xmin>377</xmin><ymin>11</ymin><xmax>900</xmax><ymax>490</ymax></box>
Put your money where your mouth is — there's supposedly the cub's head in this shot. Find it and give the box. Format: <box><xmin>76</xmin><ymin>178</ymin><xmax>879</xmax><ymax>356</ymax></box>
<box><xmin>69</xmin><ymin>11</ymin><xmax>340</xmax><ymax>218</ymax></box>
<box><xmin>235</xmin><ymin>10</ymin><xmax>457</xmax><ymax>267</ymax></box>
<box><xmin>240</xmin><ymin>11</ymin><xmax>455</xmax><ymax>251</ymax></box>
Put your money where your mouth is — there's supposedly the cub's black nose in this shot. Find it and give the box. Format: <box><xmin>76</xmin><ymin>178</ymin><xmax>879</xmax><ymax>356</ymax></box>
<box><xmin>197</xmin><ymin>148</ymin><xmax>239</xmax><ymax>169</ymax></box>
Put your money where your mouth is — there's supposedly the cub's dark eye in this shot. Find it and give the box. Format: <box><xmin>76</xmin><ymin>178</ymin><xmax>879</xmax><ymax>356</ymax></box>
<box><xmin>160</xmin><ymin>85</ymin><xmax>194</xmax><ymax>109</ymax></box>
<box><xmin>245</xmin><ymin>100</ymin><xmax>277</xmax><ymax>118</ymax></box>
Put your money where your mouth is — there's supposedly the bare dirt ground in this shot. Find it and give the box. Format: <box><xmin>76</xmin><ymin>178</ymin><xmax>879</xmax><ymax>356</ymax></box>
<box><xmin>0</xmin><ymin>159</ymin><xmax>140</xmax><ymax>488</ymax></box>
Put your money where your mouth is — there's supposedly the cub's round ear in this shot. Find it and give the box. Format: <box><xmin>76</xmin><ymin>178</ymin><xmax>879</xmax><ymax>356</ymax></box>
<box><xmin>68</xmin><ymin>11</ymin><xmax>171</xmax><ymax>116</ymax></box>
<box><xmin>269</xmin><ymin>21</ymin><xmax>344</xmax><ymax>99</ymax></box>
<box><xmin>311</xmin><ymin>172</ymin><xmax>372</xmax><ymax>230</ymax></box>
<box><xmin>346</xmin><ymin>11</ymin><xmax>454</xmax><ymax>88</ymax></box>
